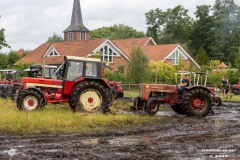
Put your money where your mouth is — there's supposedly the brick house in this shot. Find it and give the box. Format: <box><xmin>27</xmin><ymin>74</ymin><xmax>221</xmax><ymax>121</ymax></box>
<box><xmin>15</xmin><ymin>0</ymin><xmax>200</xmax><ymax>72</ymax></box>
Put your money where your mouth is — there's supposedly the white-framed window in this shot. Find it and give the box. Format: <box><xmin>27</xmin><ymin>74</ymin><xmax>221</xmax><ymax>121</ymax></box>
<box><xmin>97</xmin><ymin>45</ymin><xmax>118</xmax><ymax>63</ymax></box>
<box><xmin>68</xmin><ymin>32</ymin><xmax>73</xmax><ymax>41</ymax></box>
<box><xmin>44</xmin><ymin>46</ymin><xmax>60</xmax><ymax>57</ymax></box>
<box><xmin>81</xmin><ymin>32</ymin><xmax>86</xmax><ymax>40</ymax></box>
<box><xmin>169</xmin><ymin>50</ymin><xmax>185</xmax><ymax>65</ymax></box>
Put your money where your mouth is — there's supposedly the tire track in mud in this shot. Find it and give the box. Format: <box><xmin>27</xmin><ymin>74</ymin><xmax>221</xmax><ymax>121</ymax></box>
<box><xmin>0</xmin><ymin>102</ymin><xmax>239</xmax><ymax>159</ymax></box>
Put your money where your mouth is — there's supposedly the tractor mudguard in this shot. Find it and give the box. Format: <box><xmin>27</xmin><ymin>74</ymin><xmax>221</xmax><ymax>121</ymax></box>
<box><xmin>25</xmin><ymin>87</ymin><xmax>47</xmax><ymax>106</ymax></box>
<box><xmin>186</xmin><ymin>86</ymin><xmax>211</xmax><ymax>93</ymax></box>
<box><xmin>85</xmin><ymin>78</ymin><xmax>110</xmax><ymax>89</ymax></box>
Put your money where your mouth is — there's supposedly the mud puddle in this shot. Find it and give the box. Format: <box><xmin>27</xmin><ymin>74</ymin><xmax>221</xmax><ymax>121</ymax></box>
<box><xmin>0</xmin><ymin>102</ymin><xmax>239</xmax><ymax>159</ymax></box>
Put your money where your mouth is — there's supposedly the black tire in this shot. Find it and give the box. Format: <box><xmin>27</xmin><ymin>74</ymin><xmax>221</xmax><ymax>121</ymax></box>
<box><xmin>17</xmin><ymin>89</ymin><xmax>44</xmax><ymax>111</ymax></box>
<box><xmin>171</xmin><ymin>104</ymin><xmax>186</xmax><ymax>114</ymax></box>
<box><xmin>182</xmin><ymin>88</ymin><xmax>212</xmax><ymax>117</ymax></box>
<box><xmin>233</xmin><ymin>89</ymin><xmax>240</xmax><ymax>95</ymax></box>
<box><xmin>214</xmin><ymin>97</ymin><xmax>222</xmax><ymax>106</ymax></box>
<box><xmin>132</xmin><ymin>96</ymin><xmax>143</xmax><ymax>111</ymax></box>
<box><xmin>109</xmin><ymin>86</ymin><xmax>116</xmax><ymax>102</ymax></box>
<box><xmin>69</xmin><ymin>81</ymin><xmax>110</xmax><ymax>113</ymax></box>
<box><xmin>145</xmin><ymin>97</ymin><xmax>159</xmax><ymax>115</ymax></box>
<box><xmin>117</xmin><ymin>92</ymin><xmax>124</xmax><ymax>99</ymax></box>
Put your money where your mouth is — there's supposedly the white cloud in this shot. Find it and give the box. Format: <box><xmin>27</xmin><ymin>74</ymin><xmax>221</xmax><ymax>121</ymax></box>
<box><xmin>0</xmin><ymin>0</ymin><xmax>215</xmax><ymax>53</ymax></box>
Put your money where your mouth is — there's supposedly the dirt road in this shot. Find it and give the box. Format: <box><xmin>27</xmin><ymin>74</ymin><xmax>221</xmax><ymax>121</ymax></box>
<box><xmin>0</xmin><ymin>102</ymin><xmax>239</xmax><ymax>159</ymax></box>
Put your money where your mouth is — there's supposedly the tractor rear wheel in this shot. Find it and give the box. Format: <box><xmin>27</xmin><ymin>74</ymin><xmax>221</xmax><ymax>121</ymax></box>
<box><xmin>171</xmin><ymin>104</ymin><xmax>186</xmax><ymax>115</ymax></box>
<box><xmin>17</xmin><ymin>89</ymin><xmax>44</xmax><ymax>111</ymax></box>
<box><xmin>145</xmin><ymin>97</ymin><xmax>159</xmax><ymax>115</ymax></box>
<box><xmin>182</xmin><ymin>88</ymin><xmax>212</xmax><ymax>117</ymax></box>
<box><xmin>69</xmin><ymin>81</ymin><xmax>110</xmax><ymax>113</ymax></box>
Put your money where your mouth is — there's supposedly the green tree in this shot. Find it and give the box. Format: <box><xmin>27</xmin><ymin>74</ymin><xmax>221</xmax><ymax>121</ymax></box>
<box><xmin>235</xmin><ymin>47</ymin><xmax>240</xmax><ymax>70</ymax></box>
<box><xmin>145</xmin><ymin>5</ymin><xmax>192</xmax><ymax>44</ymax></box>
<box><xmin>148</xmin><ymin>61</ymin><xmax>176</xmax><ymax>84</ymax></box>
<box><xmin>145</xmin><ymin>8</ymin><xmax>166</xmax><ymax>43</ymax></box>
<box><xmin>7</xmin><ymin>51</ymin><xmax>21</xmax><ymax>67</ymax></box>
<box><xmin>188</xmin><ymin>5</ymin><xmax>214</xmax><ymax>57</ymax></box>
<box><xmin>91</xmin><ymin>24</ymin><xmax>145</xmax><ymax>40</ymax></box>
<box><xmin>195</xmin><ymin>47</ymin><xmax>210</xmax><ymax>66</ymax></box>
<box><xmin>211</xmin><ymin>0</ymin><xmax>240</xmax><ymax>64</ymax></box>
<box><xmin>46</xmin><ymin>33</ymin><xmax>63</xmax><ymax>43</ymax></box>
<box><xmin>127</xmin><ymin>47</ymin><xmax>149</xmax><ymax>83</ymax></box>
<box><xmin>164</xmin><ymin>5</ymin><xmax>192</xmax><ymax>44</ymax></box>
<box><xmin>0</xmin><ymin>54</ymin><xmax>8</xmax><ymax>69</ymax></box>
<box><xmin>0</xmin><ymin>16</ymin><xmax>10</xmax><ymax>50</ymax></box>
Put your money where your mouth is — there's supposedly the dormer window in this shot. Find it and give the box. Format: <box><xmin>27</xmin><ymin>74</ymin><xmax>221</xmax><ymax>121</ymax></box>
<box><xmin>44</xmin><ymin>45</ymin><xmax>60</xmax><ymax>57</ymax></box>
<box><xmin>93</xmin><ymin>44</ymin><xmax>119</xmax><ymax>63</ymax></box>
<box><xmin>168</xmin><ymin>50</ymin><xmax>187</xmax><ymax>65</ymax></box>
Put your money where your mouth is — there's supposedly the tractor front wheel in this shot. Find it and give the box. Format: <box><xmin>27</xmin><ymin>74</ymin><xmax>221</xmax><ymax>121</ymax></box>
<box><xmin>145</xmin><ymin>97</ymin><xmax>159</xmax><ymax>115</ymax></box>
<box><xmin>17</xmin><ymin>89</ymin><xmax>44</xmax><ymax>111</ymax></box>
<box><xmin>69</xmin><ymin>81</ymin><xmax>110</xmax><ymax>113</ymax></box>
<box><xmin>182</xmin><ymin>88</ymin><xmax>212</xmax><ymax>117</ymax></box>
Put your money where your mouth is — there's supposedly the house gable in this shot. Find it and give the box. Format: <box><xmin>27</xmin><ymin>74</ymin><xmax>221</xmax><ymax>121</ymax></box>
<box><xmin>43</xmin><ymin>45</ymin><xmax>61</xmax><ymax>57</ymax></box>
<box><xmin>144</xmin><ymin>37</ymin><xmax>157</xmax><ymax>46</ymax></box>
<box><xmin>90</xmin><ymin>39</ymin><xmax>129</xmax><ymax>64</ymax></box>
<box><xmin>163</xmin><ymin>45</ymin><xmax>201</xmax><ymax>69</ymax></box>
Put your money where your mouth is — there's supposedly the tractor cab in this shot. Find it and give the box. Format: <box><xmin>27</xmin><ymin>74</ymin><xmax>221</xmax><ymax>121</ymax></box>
<box><xmin>0</xmin><ymin>69</ymin><xmax>21</xmax><ymax>98</ymax></box>
<box><xmin>24</xmin><ymin>64</ymin><xmax>58</xmax><ymax>79</ymax></box>
<box><xmin>59</xmin><ymin>56</ymin><xmax>103</xmax><ymax>81</ymax></box>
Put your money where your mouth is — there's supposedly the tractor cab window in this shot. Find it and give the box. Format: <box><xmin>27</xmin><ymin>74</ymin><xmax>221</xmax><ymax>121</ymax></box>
<box><xmin>66</xmin><ymin>61</ymin><xmax>83</xmax><ymax>81</ymax></box>
<box><xmin>85</xmin><ymin>62</ymin><xmax>97</xmax><ymax>77</ymax></box>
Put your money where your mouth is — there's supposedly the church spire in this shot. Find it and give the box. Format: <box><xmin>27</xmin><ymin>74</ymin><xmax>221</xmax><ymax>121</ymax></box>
<box><xmin>64</xmin><ymin>0</ymin><xmax>90</xmax><ymax>41</ymax></box>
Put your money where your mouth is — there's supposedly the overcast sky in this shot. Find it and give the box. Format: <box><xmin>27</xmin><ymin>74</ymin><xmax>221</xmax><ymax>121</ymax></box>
<box><xmin>0</xmin><ymin>0</ymin><xmax>234</xmax><ymax>53</ymax></box>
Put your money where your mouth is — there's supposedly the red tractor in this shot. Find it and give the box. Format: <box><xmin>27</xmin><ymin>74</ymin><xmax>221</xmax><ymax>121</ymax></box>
<box><xmin>17</xmin><ymin>56</ymin><xmax>111</xmax><ymax>113</ymax></box>
<box><xmin>0</xmin><ymin>69</ymin><xmax>22</xmax><ymax>99</ymax></box>
<box><xmin>109</xmin><ymin>81</ymin><xmax>124</xmax><ymax>100</ymax></box>
<box><xmin>232</xmin><ymin>79</ymin><xmax>240</xmax><ymax>95</ymax></box>
<box><xmin>133</xmin><ymin>72</ymin><xmax>216</xmax><ymax>117</ymax></box>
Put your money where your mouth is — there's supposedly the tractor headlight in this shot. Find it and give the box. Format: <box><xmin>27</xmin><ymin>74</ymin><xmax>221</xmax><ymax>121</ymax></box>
<box><xmin>213</xmin><ymin>88</ymin><xmax>219</xmax><ymax>97</ymax></box>
<box><xmin>214</xmin><ymin>88</ymin><xmax>219</xmax><ymax>92</ymax></box>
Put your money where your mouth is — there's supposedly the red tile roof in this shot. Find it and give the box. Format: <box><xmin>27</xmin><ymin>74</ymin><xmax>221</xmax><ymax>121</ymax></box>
<box><xmin>112</xmin><ymin>37</ymin><xmax>154</xmax><ymax>57</ymax></box>
<box><xmin>145</xmin><ymin>44</ymin><xmax>179</xmax><ymax>61</ymax></box>
<box><xmin>15</xmin><ymin>38</ymin><xmax>107</xmax><ymax>65</ymax></box>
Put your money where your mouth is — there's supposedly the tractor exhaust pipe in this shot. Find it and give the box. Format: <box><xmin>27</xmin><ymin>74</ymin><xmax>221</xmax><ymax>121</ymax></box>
<box><xmin>42</xmin><ymin>59</ymin><xmax>46</xmax><ymax>78</ymax></box>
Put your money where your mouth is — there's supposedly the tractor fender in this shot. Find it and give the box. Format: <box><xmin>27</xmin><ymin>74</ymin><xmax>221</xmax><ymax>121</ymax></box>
<box><xmin>69</xmin><ymin>78</ymin><xmax>110</xmax><ymax>95</ymax></box>
<box><xmin>25</xmin><ymin>87</ymin><xmax>47</xmax><ymax>106</ymax></box>
<box><xmin>186</xmin><ymin>86</ymin><xmax>211</xmax><ymax>93</ymax></box>
<box><xmin>85</xmin><ymin>78</ymin><xmax>110</xmax><ymax>89</ymax></box>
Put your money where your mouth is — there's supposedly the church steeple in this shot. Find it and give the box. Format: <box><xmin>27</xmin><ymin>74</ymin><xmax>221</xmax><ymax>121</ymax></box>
<box><xmin>64</xmin><ymin>0</ymin><xmax>90</xmax><ymax>41</ymax></box>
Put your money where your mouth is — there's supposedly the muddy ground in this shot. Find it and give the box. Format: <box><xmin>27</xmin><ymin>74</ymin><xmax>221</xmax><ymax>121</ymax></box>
<box><xmin>0</xmin><ymin>101</ymin><xmax>239</xmax><ymax>160</ymax></box>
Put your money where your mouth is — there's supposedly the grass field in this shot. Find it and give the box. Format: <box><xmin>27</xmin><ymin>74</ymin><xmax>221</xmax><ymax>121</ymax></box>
<box><xmin>124</xmin><ymin>90</ymin><xmax>139</xmax><ymax>98</ymax></box>
<box><xmin>220</xmin><ymin>94</ymin><xmax>240</xmax><ymax>102</ymax></box>
<box><xmin>0</xmin><ymin>99</ymin><xmax>164</xmax><ymax>135</ymax></box>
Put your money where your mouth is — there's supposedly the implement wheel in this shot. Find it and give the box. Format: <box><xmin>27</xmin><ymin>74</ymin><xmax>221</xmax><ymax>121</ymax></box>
<box><xmin>69</xmin><ymin>81</ymin><xmax>110</xmax><ymax>113</ymax></box>
<box><xmin>132</xmin><ymin>96</ymin><xmax>144</xmax><ymax>111</ymax></box>
<box><xmin>182</xmin><ymin>88</ymin><xmax>212</xmax><ymax>117</ymax></box>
